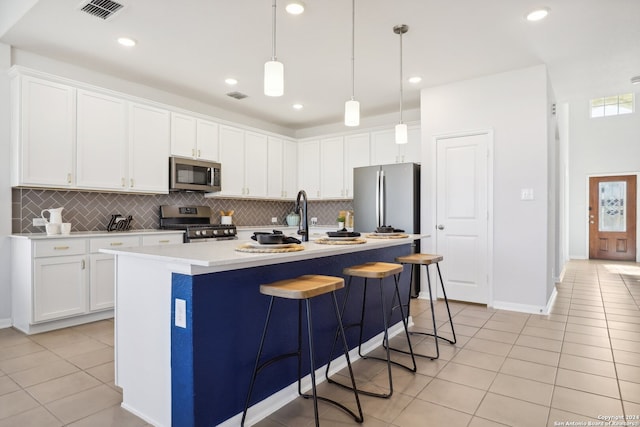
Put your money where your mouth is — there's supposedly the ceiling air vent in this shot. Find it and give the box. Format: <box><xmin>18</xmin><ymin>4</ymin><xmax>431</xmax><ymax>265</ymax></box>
<box><xmin>78</xmin><ymin>0</ymin><xmax>124</xmax><ymax>20</ymax></box>
<box><xmin>227</xmin><ymin>91</ymin><xmax>248</xmax><ymax>100</ymax></box>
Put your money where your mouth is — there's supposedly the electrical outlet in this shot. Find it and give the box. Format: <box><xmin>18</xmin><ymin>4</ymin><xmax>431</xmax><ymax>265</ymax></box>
<box><xmin>271</xmin><ymin>217</ymin><xmax>278</xmax><ymax>223</ymax></box>
<box><xmin>33</xmin><ymin>218</ymin><xmax>47</xmax><ymax>227</ymax></box>
<box><xmin>175</xmin><ymin>298</ymin><xmax>186</xmax><ymax>328</ymax></box>
<box><xmin>310</xmin><ymin>217</ymin><xmax>318</xmax><ymax>226</ymax></box>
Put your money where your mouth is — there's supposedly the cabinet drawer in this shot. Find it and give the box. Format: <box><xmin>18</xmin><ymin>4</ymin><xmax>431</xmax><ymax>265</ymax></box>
<box><xmin>90</xmin><ymin>236</ymin><xmax>140</xmax><ymax>253</ymax></box>
<box><xmin>33</xmin><ymin>239</ymin><xmax>85</xmax><ymax>258</ymax></box>
<box><xmin>142</xmin><ymin>234</ymin><xmax>184</xmax><ymax>246</ymax></box>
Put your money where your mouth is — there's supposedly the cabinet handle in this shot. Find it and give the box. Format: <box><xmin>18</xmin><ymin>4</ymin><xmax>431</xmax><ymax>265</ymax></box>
<box><xmin>246</xmin><ymin>187</ymin><xmax>250</xmax><ymax>195</ymax></box>
<box><xmin>159</xmin><ymin>239</ymin><xmax>170</xmax><ymax>243</ymax></box>
<box><xmin>54</xmin><ymin>246</ymin><xmax>70</xmax><ymax>250</ymax></box>
<box><xmin>192</xmin><ymin>148</ymin><xmax>196</xmax><ymax>157</ymax></box>
<box><xmin>121</xmin><ymin>178</ymin><xmax>125</xmax><ymax>187</ymax></box>
<box><xmin>197</xmin><ymin>149</ymin><xmax>201</xmax><ymax>158</ymax></box>
<box><xmin>67</xmin><ymin>173</ymin><xmax>72</xmax><ymax>184</ymax></box>
<box><xmin>81</xmin><ymin>259</ymin><xmax>85</xmax><ymax>269</ymax></box>
<box><xmin>110</xmin><ymin>242</ymin><xmax>124</xmax><ymax>246</ymax></box>
<box><xmin>130</xmin><ymin>178</ymin><xmax>134</xmax><ymax>187</ymax></box>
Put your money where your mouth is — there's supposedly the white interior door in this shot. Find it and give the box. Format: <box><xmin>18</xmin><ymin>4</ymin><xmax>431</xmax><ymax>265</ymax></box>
<box><xmin>435</xmin><ymin>131</ymin><xmax>490</xmax><ymax>304</ymax></box>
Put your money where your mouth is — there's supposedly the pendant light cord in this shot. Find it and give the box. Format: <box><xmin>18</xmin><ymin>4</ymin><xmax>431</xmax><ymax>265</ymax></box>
<box><xmin>399</xmin><ymin>29</ymin><xmax>404</xmax><ymax>124</ymax></box>
<box><xmin>271</xmin><ymin>0</ymin><xmax>277</xmax><ymax>61</ymax></box>
<box><xmin>350</xmin><ymin>0</ymin><xmax>355</xmax><ymax>101</ymax></box>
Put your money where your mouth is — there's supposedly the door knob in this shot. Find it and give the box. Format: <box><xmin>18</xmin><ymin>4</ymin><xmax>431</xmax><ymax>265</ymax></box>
<box><xmin>437</xmin><ymin>224</ymin><xmax>445</xmax><ymax>230</ymax></box>
<box><xmin>590</xmin><ymin>221</ymin><xmax>595</xmax><ymax>224</ymax></box>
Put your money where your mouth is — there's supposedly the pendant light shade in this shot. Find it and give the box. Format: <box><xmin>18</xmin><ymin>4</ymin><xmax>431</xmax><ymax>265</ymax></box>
<box><xmin>345</xmin><ymin>99</ymin><xmax>360</xmax><ymax>126</ymax></box>
<box><xmin>265</xmin><ymin>0</ymin><xmax>284</xmax><ymax>97</ymax></box>
<box><xmin>264</xmin><ymin>60</ymin><xmax>284</xmax><ymax>97</ymax></box>
<box><xmin>344</xmin><ymin>0</ymin><xmax>360</xmax><ymax>126</ymax></box>
<box><xmin>394</xmin><ymin>24</ymin><xmax>409</xmax><ymax>144</ymax></box>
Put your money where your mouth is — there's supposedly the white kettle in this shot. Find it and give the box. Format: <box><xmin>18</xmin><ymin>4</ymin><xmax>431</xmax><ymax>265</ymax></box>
<box><xmin>41</xmin><ymin>207</ymin><xmax>64</xmax><ymax>224</ymax></box>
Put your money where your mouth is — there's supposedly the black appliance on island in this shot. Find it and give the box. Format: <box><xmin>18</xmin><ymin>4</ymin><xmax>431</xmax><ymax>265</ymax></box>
<box><xmin>159</xmin><ymin>205</ymin><xmax>236</xmax><ymax>243</ymax></box>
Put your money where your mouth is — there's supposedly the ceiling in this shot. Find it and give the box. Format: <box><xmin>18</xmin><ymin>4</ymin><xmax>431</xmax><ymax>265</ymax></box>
<box><xmin>2</xmin><ymin>0</ymin><xmax>640</xmax><ymax>131</ymax></box>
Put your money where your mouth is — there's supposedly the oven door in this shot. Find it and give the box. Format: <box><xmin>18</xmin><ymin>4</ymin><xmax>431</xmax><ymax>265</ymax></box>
<box><xmin>169</xmin><ymin>157</ymin><xmax>221</xmax><ymax>192</ymax></box>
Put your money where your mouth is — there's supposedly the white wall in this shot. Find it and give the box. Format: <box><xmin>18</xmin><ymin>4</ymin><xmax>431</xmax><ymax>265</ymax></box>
<box><xmin>568</xmin><ymin>95</ymin><xmax>640</xmax><ymax>260</ymax></box>
<box><xmin>0</xmin><ymin>42</ymin><xmax>12</xmax><ymax>326</ymax></box>
<box><xmin>421</xmin><ymin>64</ymin><xmax>555</xmax><ymax>311</ymax></box>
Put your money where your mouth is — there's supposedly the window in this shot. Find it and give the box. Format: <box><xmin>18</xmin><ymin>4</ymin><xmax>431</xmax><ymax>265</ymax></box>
<box><xmin>590</xmin><ymin>93</ymin><xmax>634</xmax><ymax>118</ymax></box>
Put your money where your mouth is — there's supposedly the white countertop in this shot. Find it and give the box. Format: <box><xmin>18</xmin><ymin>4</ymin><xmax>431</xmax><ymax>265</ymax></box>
<box><xmin>101</xmin><ymin>234</ymin><xmax>425</xmax><ymax>275</ymax></box>
<box><xmin>10</xmin><ymin>229</ymin><xmax>185</xmax><ymax>240</ymax></box>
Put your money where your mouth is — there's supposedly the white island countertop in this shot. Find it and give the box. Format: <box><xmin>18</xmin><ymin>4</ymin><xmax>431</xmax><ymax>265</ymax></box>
<box><xmin>101</xmin><ymin>234</ymin><xmax>425</xmax><ymax>275</ymax></box>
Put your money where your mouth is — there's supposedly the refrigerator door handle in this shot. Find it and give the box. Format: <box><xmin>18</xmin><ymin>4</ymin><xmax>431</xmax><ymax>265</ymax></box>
<box><xmin>380</xmin><ymin>170</ymin><xmax>385</xmax><ymax>226</ymax></box>
<box><xmin>375</xmin><ymin>170</ymin><xmax>380</xmax><ymax>227</ymax></box>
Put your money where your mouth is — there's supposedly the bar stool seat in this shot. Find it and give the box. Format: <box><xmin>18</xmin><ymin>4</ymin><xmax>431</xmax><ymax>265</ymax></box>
<box><xmin>242</xmin><ymin>275</ymin><xmax>362</xmax><ymax>427</ymax></box>
<box><xmin>326</xmin><ymin>262</ymin><xmax>415</xmax><ymax>399</ymax></box>
<box><xmin>394</xmin><ymin>253</ymin><xmax>457</xmax><ymax>360</ymax></box>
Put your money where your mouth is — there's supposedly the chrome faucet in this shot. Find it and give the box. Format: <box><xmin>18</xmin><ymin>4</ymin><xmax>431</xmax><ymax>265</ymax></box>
<box><xmin>295</xmin><ymin>190</ymin><xmax>309</xmax><ymax>241</ymax></box>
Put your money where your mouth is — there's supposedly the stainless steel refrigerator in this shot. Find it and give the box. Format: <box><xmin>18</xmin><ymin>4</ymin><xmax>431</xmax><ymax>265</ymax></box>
<box><xmin>353</xmin><ymin>163</ymin><xmax>420</xmax><ymax>234</ymax></box>
<box><xmin>353</xmin><ymin>162</ymin><xmax>421</xmax><ymax>295</ymax></box>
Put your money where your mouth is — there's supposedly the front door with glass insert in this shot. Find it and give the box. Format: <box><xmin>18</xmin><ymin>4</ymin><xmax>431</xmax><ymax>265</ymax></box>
<box><xmin>589</xmin><ymin>175</ymin><xmax>637</xmax><ymax>261</ymax></box>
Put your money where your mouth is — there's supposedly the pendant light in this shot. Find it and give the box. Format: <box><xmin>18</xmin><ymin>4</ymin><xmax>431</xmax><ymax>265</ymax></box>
<box><xmin>394</xmin><ymin>24</ymin><xmax>408</xmax><ymax>144</ymax></box>
<box><xmin>264</xmin><ymin>0</ymin><xmax>284</xmax><ymax>97</ymax></box>
<box><xmin>344</xmin><ymin>0</ymin><xmax>360</xmax><ymax>126</ymax></box>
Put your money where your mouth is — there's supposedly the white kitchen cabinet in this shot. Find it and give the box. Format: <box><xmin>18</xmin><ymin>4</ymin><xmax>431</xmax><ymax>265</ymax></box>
<box><xmin>319</xmin><ymin>136</ymin><xmax>344</xmax><ymax>198</ymax></box>
<box><xmin>244</xmin><ymin>132</ymin><xmax>268</xmax><ymax>197</ymax></box>
<box><xmin>32</xmin><ymin>239</ymin><xmax>87</xmax><ymax>323</ymax></box>
<box><xmin>344</xmin><ymin>133</ymin><xmax>371</xmax><ymax>198</ymax></box>
<box><xmin>267</xmin><ymin>137</ymin><xmax>298</xmax><ymax>199</ymax></box>
<box><xmin>11</xmin><ymin>74</ymin><xmax>76</xmax><ymax>188</ymax></box>
<box><xmin>170</xmin><ymin>113</ymin><xmax>219</xmax><ymax>161</ymax></box>
<box><xmin>370</xmin><ymin>125</ymin><xmax>421</xmax><ymax>165</ymax></box>
<box><xmin>218</xmin><ymin>125</ymin><xmax>245</xmax><ymax>197</ymax></box>
<box><xmin>298</xmin><ymin>140</ymin><xmax>321</xmax><ymax>199</ymax></box>
<box><xmin>76</xmin><ymin>89</ymin><xmax>127</xmax><ymax>190</ymax></box>
<box><xmin>282</xmin><ymin>140</ymin><xmax>298</xmax><ymax>199</ymax></box>
<box><xmin>128</xmin><ymin>103</ymin><xmax>170</xmax><ymax>193</ymax></box>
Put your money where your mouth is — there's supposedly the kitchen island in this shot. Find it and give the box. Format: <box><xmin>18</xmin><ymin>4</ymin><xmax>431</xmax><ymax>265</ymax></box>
<box><xmin>103</xmin><ymin>234</ymin><xmax>421</xmax><ymax>427</ymax></box>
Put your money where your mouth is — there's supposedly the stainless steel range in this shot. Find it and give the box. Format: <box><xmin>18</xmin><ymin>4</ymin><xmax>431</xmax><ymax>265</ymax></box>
<box><xmin>159</xmin><ymin>205</ymin><xmax>237</xmax><ymax>242</ymax></box>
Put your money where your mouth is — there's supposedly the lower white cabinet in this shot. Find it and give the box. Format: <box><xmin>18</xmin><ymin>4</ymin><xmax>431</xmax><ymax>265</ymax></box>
<box><xmin>11</xmin><ymin>231</ymin><xmax>184</xmax><ymax>334</ymax></box>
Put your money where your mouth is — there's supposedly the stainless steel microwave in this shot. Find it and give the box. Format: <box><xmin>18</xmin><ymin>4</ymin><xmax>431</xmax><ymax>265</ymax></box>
<box><xmin>169</xmin><ymin>157</ymin><xmax>221</xmax><ymax>192</ymax></box>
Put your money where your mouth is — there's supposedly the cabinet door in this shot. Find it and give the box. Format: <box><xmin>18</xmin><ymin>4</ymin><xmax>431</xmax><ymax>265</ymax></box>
<box><xmin>129</xmin><ymin>103</ymin><xmax>170</xmax><ymax>193</ymax></box>
<box><xmin>401</xmin><ymin>125</ymin><xmax>421</xmax><ymax>163</ymax></box>
<box><xmin>218</xmin><ymin>125</ymin><xmax>245</xmax><ymax>196</ymax></box>
<box><xmin>298</xmin><ymin>140</ymin><xmax>321</xmax><ymax>199</ymax></box>
<box><xmin>282</xmin><ymin>140</ymin><xmax>298</xmax><ymax>199</ymax></box>
<box><xmin>33</xmin><ymin>255</ymin><xmax>87</xmax><ymax>322</ymax></box>
<box><xmin>370</xmin><ymin>129</ymin><xmax>398</xmax><ymax>165</ymax></box>
<box><xmin>244</xmin><ymin>132</ymin><xmax>268</xmax><ymax>197</ymax></box>
<box><xmin>196</xmin><ymin>119</ymin><xmax>219</xmax><ymax>161</ymax></box>
<box><xmin>170</xmin><ymin>112</ymin><xmax>197</xmax><ymax>159</ymax></box>
<box><xmin>90</xmin><ymin>254</ymin><xmax>115</xmax><ymax>311</ymax></box>
<box><xmin>320</xmin><ymin>137</ymin><xmax>344</xmax><ymax>198</ymax></box>
<box><xmin>18</xmin><ymin>76</ymin><xmax>75</xmax><ymax>187</ymax></box>
<box><xmin>344</xmin><ymin>133</ymin><xmax>370</xmax><ymax>198</ymax></box>
<box><xmin>267</xmin><ymin>137</ymin><xmax>284</xmax><ymax>198</ymax></box>
<box><xmin>76</xmin><ymin>90</ymin><xmax>127</xmax><ymax>190</ymax></box>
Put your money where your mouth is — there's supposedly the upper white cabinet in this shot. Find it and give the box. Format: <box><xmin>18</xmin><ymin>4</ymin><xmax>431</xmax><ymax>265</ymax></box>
<box><xmin>370</xmin><ymin>125</ymin><xmax>421</xmax><ymax>165</ymax></box>
<box><xmin>244</xmin><ymin>131</ymin><xmax>268</xmax><ymax>197</ymax></box>
<box><xmin>218</xmin><ymin>126</ymin><xmax>268</xmax><ymax>198</ymax></box>
<box><xmin>76</xmin><ymin>89</ymin><xmax>127</xmax><ymax>190</ymax></box>
<box><xmin>344</xmin><ymin>133</ymin><xmax>371</xmax><ymax>198</ymax></box>
<box><xmin>267</xmin><ymin>137</ymin><xmax>298</xmax><ymax>199</ymax></box>
<box><xmin>298</xmin><ymin>140</ymin><xmax>321</xmax><ymax>199</ymax></box>
<box><xmin>170</xmin><ymin>113</ymin><xmax>219</xmax><ymax>161</ymax></box>
<box><xmin>128</xmin><ymin>103</ymin><xmax>170</xmax><ymax>193</ymax></box>
<box><xmin>319</xmin><ymin>137</ymin><xmax>344</xmax><ymax>199</ymax></box>
<box><xmin>11</xmin><ymin>75</ymin><xmax>76</xmax><ymax>188</ymax></box>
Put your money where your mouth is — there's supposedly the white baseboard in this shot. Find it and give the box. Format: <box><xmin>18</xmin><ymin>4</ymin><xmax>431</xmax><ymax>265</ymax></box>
<box><xmin>491</xmin><ymin>288</ymin><xmax>557</xmax><ymax>316</ymax></box>
<box><xmin>220</xmin><ymin>320</ymin><xmax>407</xmax><ymax>427</ymax></box>
<box><xmin>0</xmin><ymin>318</ymin><xmax>12</xmax><ymax>329</ymax></box>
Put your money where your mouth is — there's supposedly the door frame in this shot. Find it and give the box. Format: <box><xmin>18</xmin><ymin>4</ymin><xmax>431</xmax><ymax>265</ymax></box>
<box><xmin>430</xmin><ymin>128</ymin><xmax>494</xmax><ymax>305</ymax></box>
<box><xmin>585</xmin><ymin>172</ymin><xmax>640</xmax><ymax>262</ymax></box>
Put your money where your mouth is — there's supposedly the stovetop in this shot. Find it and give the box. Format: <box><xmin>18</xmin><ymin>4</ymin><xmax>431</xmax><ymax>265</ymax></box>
<box><xmin>159</xmin><ymin>205</ymin><xmax>237</xmax><ymax>241</ymax></box>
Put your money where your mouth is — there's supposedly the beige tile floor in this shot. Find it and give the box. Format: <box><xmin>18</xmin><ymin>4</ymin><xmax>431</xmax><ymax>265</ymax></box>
<box><xmin>1</xmin><ymin>259</ymin><xmax>639</xmax><ymax>426</ymax></box>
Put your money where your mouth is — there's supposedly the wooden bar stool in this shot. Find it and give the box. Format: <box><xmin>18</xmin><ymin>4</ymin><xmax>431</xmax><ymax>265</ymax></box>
<box><xmin>393</xmin><ymin>253</ymin><xmax>457</xmax><ymax>360</ymax></box>
<box><xmin>241</xmin><ymin>275</ymin><xmax>363</xmax><ymax>427</ymax></box>
<box><xmin>325</xmin><ymin>262</ymin><xmax>416</xmax><ymax>399</ymax></box>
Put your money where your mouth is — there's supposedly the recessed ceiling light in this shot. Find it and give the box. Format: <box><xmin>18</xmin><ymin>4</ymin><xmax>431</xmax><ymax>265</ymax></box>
<box><xmin>225</xmin><ymin>78</ymin><xmax>238</xmax><ymax>85</ymax></box>
<box><xmin>117</xmin><ymin>37</ymin><xmax>136</xmax><ymax>47</ymax></box>
<box><xmin>526</xmin><ymin>7</ymin><xmax>549</xmax><ymax>22</ymax></box>
<box><xmin>408</xmin><ymin>76</ymin><xmax>422</xmax><ymax>84</ymax></box>
<box><xmin>631</xmin><ymin>76</ymin><xmax>640</xmax><ymax>85</ymax></box>
<box><xmin>292</xmin><ymin>104</ymin><xmax>303</xmax><ymax>110</ymax></box>
<box><xmin>285</xmin><ymin>1</ymin><xmax>305</xmax><ymax>15</ymax></box>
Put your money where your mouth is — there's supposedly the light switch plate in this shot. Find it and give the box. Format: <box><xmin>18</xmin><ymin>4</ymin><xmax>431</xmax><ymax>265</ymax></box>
<box><xmin>175</xmin><ymin>298</ymin><xmax>186</xmax><ymax>328</ymax></box>
<box><xmin>271</xmin><ymin>217</ymin><xmax>278</xmax><ymax>223</ymax></box>
<box><xmin>33</xmin><ymin>218</ymin><xmax>47</xmax><ymax>227</ymax></box>
<box><xmin>520</xmin><ymin>188</ymin><xmax>534</xmax><ymax>201</ymax></box>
